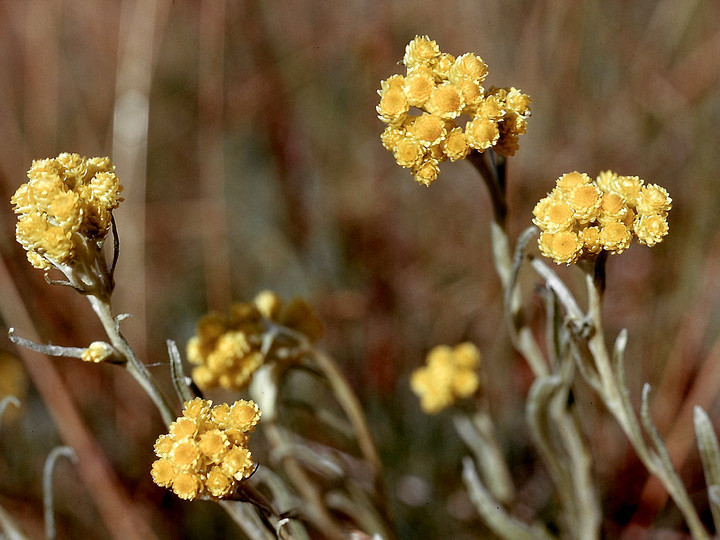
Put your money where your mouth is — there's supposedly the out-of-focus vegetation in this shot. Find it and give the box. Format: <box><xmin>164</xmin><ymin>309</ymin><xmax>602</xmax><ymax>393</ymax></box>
<box><xmin>0</xmin><ymin>1</ymin><xmax>719</xmax><ymax>538</ymax></box>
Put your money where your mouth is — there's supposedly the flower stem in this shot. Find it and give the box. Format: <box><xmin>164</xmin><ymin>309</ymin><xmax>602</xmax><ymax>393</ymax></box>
<box><xmin>86</xmin><ymin>295</ymin><xmax>175</xmax><ymax>427</ymax></box>
<box><xmin>583</xmin><ymin>259</ymin><xmax>710</xmax><ymax>540</ymax></box>
<box><xmin>468</xmin><ymin>151</ymin><xmax>547</xmax><ymax>376</ymax></box>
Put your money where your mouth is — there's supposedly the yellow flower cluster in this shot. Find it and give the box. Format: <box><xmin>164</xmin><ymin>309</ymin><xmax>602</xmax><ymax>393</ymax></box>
<box><xmin>11</xmin><ymin>153</ymin><xmax>123</xmax><ymax>271</ymax></box>
<box><xmin>80</xmin><ymin>341</ymin><xmax>114</xmax><ymax>363</ymax></box>
<box><xmin>533</xmin><ymin>171</ymin><xmax>672</xmax><ymax>265</ymax></box>
<box><xmin>187</xmin><ymin>291</ymin><xmax>324</xmax><ymax>391</ymax></box>
<box><xmin>151</xmin><ymin>398</ymin><xmax>261</xmax><ymax>500</ymax></box>
<box><xmin>410</xmin><ymin>342</ymin><xmax>481</xmax><ymax>414</ymax></box>
<box><xmin>378</xmin><ymin>36</ymin><xmax>531</xmax><ymax>186</ymax></box>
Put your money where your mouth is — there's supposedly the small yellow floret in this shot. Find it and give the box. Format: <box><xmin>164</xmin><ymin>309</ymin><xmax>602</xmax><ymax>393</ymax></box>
<box><xmin>538</xmin><ymin>230</ymin><xmax>583</xmax><ymax>265</ymax></box>
<box><xmin>599</xmin><ymin>220</ymin><xmax>632</xmax><ymax>253</ymax></box>
<box><xmin>568</xmin><ymin>184</ymin><xmax>602</xmax><ymax>223</ymax></box>
<box><xmin>403</xmin><ymin>35</ymin><xmax>441</xmax><ymax>69</ymax></box>
<box><xmin>377</xmin><ymin>88</ymin><xmax>409</xmax><ymax>124</ymax></box>
<box><xmin>80</xmin><ymin>341</ymin><xmax>114</xmax><ymax>363</ymax></box>
<box><xmin>449</xmin><ymin>53</ymin><xmax>488</xmax><ymax>84</ymax></box>
<box><xmin>412</xmin><ymin>158</ymin><xmax>441</xmax><ymax>186</ymax></box>
<box><xmin>425</xmin><ymin>83</ymin><xmax>465</xmax><ymax>119</ymax></box>
<box><xmin>410</xmin><ymin>343</ymin><xmax>481</xmax><ymax>414</ymax></box>
<box><xmin>634</xmin><ymin>213</ymin><xmax>669</xmax><ymax>246</ymax></box>
<box><xmin>404</xmin><ymin>69</ymin><xmax>435</xmax><ymax>107</ymax></box>
<box><xmin>465</xmin><ymin>115</ymin><xmax>499</xmax><ymax>151</ymax></box>
<box><xmin>532</xmin><ymin>197</ymin><xmax>575</xmax><ymax>233</ymax></box>
<box><xmin>442</xmin><ymin>129</ymin><xmax>470</xmax><ymax>162</ymax></box>
<box><xmin>556</xmin><ymin>172</ymin><xmax>591</xmax><ymax>194</ymax></box>
<box><xmin>172</xmin><ymin>471</ymin><xmax>203</xmax><ymax>500</ymax></box>
<box><xmin>408</xmin><ymin>114</ymin><xmax>447</xmax><ymax>147</ymax></box>
<box><xmin>394</xmin><ymin>137</ymin><xmax>424</xmax><ymax>168</ymax></box>
<box><xmin>187</xmin><ymin>293</ymin><xmax>322</xmax><ymax>391</ymax></box>
<box><xmin>151</xmin><ymin>459</ymin><xmax>176</xmax><ymax>488</ymax></box>
<box><xmin>636</xmin><ymin>184</ymin><xmax>672</xmax><ymax>215</ymax></box>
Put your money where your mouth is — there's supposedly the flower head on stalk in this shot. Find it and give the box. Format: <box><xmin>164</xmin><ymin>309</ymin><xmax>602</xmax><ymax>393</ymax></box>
<box><xmin>534</xmin><ymin>171</ymin><xmax>671</xmax><ymax>265</ymax></box>
<box><xmin>410</xmin><ymin>342</ymin><xmax>481</xmax><ymax>414</ymax></box>
<box><xmin>11</xmin><ymin>153</ymin><xmax>123</xmax><ymax>297</ymax></box>
<box><xmin>187</xmin><ymin>291</ymin><xmax>323</xmax><ymax>391</ymax></box>
<box><xmin>151</xmin><ymin>397</ymin><xmax>261</xmax><ymax>500</ymax></box>
<box><xmin>378</xmin><ymin>36</ymin><xmax>531</xmax><ymax>186</ymax></box>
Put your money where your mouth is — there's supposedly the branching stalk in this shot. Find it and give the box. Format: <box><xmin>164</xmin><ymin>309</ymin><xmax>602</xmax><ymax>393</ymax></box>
<box><xmin>86</xmin><ymin>295</ymin><xmax>175</xmax><ymax>427</ymax></box>
<box><xmin>582</xmin><ymin>260</ymin><xmax>710</xmax><ymax>540</ymax></box>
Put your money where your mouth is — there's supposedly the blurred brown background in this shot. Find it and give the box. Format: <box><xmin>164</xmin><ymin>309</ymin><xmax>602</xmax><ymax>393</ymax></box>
<box><xmin>0</xmin><ymin>0</ymin><xmax>719</xmax><ymax>538</ymax></box>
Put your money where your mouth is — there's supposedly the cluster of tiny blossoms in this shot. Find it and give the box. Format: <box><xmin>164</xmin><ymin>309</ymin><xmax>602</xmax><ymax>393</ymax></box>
<box><xmin>188</xmin><ymin>291</ymin><xmax>323</xmax><ymax>391</ymax></box>
<box><xmin>410</xmin><ymin>343</ymin><xmax>481</xmax><ymax>414</ymax></box>
<box><xmin>533</xmin><ymin>171</ymin><xmax>672</xmax><ymax>265</ymax></box>
<box><xmin>151</xmin><ymin>398</ymin><xmax>261</xmax><ymax>500</ymax></box>
<box><xmin>11</xmin><ymin>153</ymin><xmax>123</xmax><ymax>271</ymax></box>
<box><xmin>378</xmin><ymin>35</ymin><xmax>531</xmax><ymax>186</ymax></box>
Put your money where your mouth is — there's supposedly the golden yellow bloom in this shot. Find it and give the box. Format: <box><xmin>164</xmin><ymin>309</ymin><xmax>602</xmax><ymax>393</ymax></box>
<box><xmin>403</xmin><ymin>35</ymin><xmax>441</xmax><ymax>70</ymax></box>
<box><xmin>199</xmin><ymin>429</ymin><xmax>230</xmax><ymax>463</ymax></box>
<box><xmin>412</xmin><ymin>158</ymin><xmax>441</xmax><ymax>186</ymax></box>
<box><xmin>599</xmin><ymin>220</ymin><xmax>632</xmax><ymax>253</ymax></box>
<box><xmin>442</xmin><ymin>129</ymin><xmax>470</xmax><ymax>162</ymax></box>
<box><xmin>80</xmin><ymin>341</ymin><xmax>114</xmax><ymax>363</ymax></box>
<box><xmin>432</xmin><ymin>53</ymin><xmax>456</xmax><ymax>81</ymax></box>
<box><xmin>599</xmin><ymin>192</ymin><xmax>627</xmax><ymax>221</ymax></box>
<box><xmin>376</xmin><ymin>88</ymin><xmax>409</xmax><ymax>125</ymax></box>
<box><xmin>404</xmin><ymin>68</ymin><xmax>435</xmax><ymax>107</ymax></box>
<box><xmin>634</xmin><ymin>213</ymin><xmax>669</xmax><ymax>246</ymax></box>
<box><xmin>172</xmin><ymin>471</ymin><xmax>203</xmax><ymax>500</ymax></box>
<box><xmin>223</xmin><ymin>446</ymin><xmax>255</xmax><ymax>481</ymax></box>
<box><xmin>567</xmin><ymin>184</ymin><xmax>602</xmax><ymax>224</ymax></box>
<box><xmin>465</xmin><ymin>115</ymin><xmax>500</xmax><ymax>151</ymax></box>
<box><xmin>454</xmin><ymin>78</ymin><xmax>484</xmax><ymax>112</ymax></box>
<box><xmin>152</xmin><ymin>398</ymin><xmax>260</xmax><ymax>500</ymax></box>
<box><xmin>378</xmin><ymin>37</ymin><xmax>531</xmax><ymax>184</ymax></box>
<box><xmin>449</xmin><ymin>53</ymin><xmax>488</xmax><ymax>85</ymax></box>
<box><xmin>407</xmin><ymin>113</ymin><xmax>447</xmax><ymax>147</ymax></box>
<box><xmin>151</xmin><ymin>458</ymin><xmax>176</xmax><ymax>488</ymax></box>
<box><xmin>170</xmin><ymin>417</ymin><xmax>199</xmax><ymax>439</ymax></box>
<box><xmin>205</xmin><ymin>466</ymin><xmax>234</xmax><ymax>498</ymax></box>
<box><xmin>636</xmin><ymin>184</ymin><xmax>672</xmax><ymax>215</ymax></box>
<box><xmin>380</xmin><ymin>125</ymin><xmax>404</xmax><ymax>151</ymax></box>
<box><xmin>172</xmin><ymin>439</ymin><xmax>202</xmax><ymax>471</ymax></box>
<box><xmin>393</xmin><ymin>137</ymin><xmax>425</xmax><ymax>169</ymax></box>
<box><xmin>538</xmin><ymin>231</ymin><xmax>583</xmax><ymax>265</ymax></box>
<box><xmin>475</xmin><ymin>95</ymin><xmax>505</xmax><ymax>121</ymax></box>
<box><xmin>188</xmin><ymin>292</ymin><xmax>323</xmax><ymax>391</ymax></box>
<box><xmin>556</xmin><ymin>171</ymin><xmax>591</xmax><ymax>195</ymax></box>
<box><xmin>410</xmin><ymin>343</ymin><xmax>481</xmax><ymax>414</ymax></box>
<box><xmin>425</xmin><ymin>83</ymin><xmax>465</xmax><ymax>119</ymax></box>
<box><xmin>154</xmin><ymin>434</ymin><xmax>174</xmax><ymax>456</ymax></box>
<box><xmin>532</xmin><ymin>196</ymin><xmax>575</xmax><ymax>233</ymax></box>
<box><xmin>11</xmin><ymin>154</ymin><xmax>123</xmax><ymax>293</ymax></box>
<box><xmin>580</xmin><ymin>226</ymin><xmax>603</xmax><ymax>254</ymax></box>
<box><xmin>535</xmin><ymin>171</ymin><xmax>671</xmax><ymax>264</ymax></box>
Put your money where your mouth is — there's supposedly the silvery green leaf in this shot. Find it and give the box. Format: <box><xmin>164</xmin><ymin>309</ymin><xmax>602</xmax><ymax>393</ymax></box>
<box><xmin>694</xmin><ymin>406</ymin><xmax>720</xmax><ymax>531</ymax></box>
<box><xmin>167</xmin><ymin>339</ymin><xmax>195</xmax><ymax>403</ymax></box>
<box><xmin>461</xmin><ymin>457</ymin><xmax>555</xmax><ymax>540</ymax></box>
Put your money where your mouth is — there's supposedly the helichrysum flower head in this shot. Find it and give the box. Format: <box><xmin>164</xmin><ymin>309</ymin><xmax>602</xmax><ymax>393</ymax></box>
<box><xmin>188</xmin><ymin>291</ymin><xmax>323</xmax><ymax>391</ymax></box>
<box><xmin>534</xmin><ymin>171</ymin><xmax>672</xmax><ymax>265</ymax></box>
<box><xmin>11</xmin><ymin>153</ymin><xmax>123</xmax><ymax>296</ymax></box>
<box><xmin>410</xmin><ymin>342</ymin><xmax>481</xmax><ymax>414</ymax></box>
<box><xmin>80</xmin><ymin>341</ymin><xmax>116</xmax><ymax>363</ymax></box>
<box><xmin>151</xmin><ymin>398</ymin><xmax>261</xmax><ymax>500</ymax></box>
<box><xmin>378</xmin><ymin>36</ymin><xmax>531</xmax><ymax>186</ymax></box>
